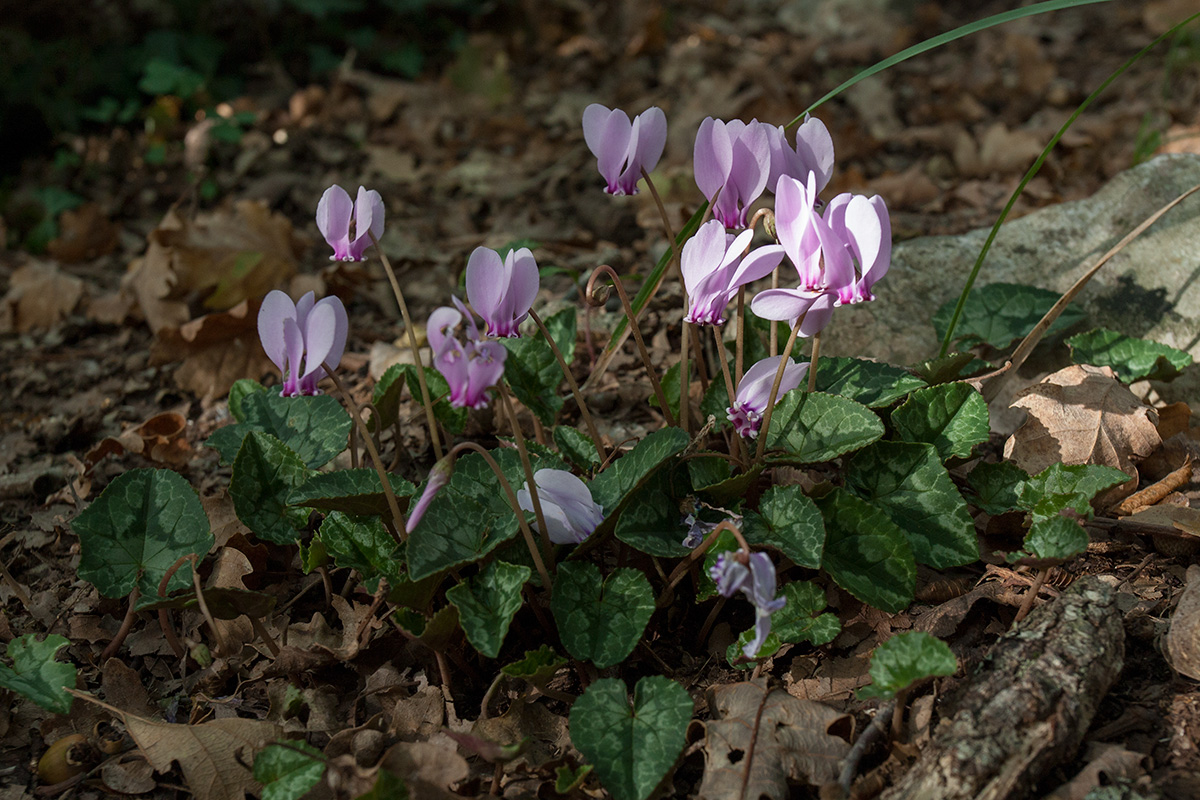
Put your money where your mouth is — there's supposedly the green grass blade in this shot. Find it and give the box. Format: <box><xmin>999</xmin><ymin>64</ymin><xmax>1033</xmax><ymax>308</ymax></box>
<box><xmin>789</xmin><ymin>0</ymin><xmax>1115</xmax><ymax>128</ymax></box>
<box><xmin>937</xmin><ymin>11</ymin><xmax>1200</xmax><ymax>357</ymax></box>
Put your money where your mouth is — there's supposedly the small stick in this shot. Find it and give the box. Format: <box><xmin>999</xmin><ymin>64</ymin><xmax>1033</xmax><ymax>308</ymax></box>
<box><xmin>368</xmin><ymin>231</ymin><xmax>443</xmax><ymax>459</ymax></box>
<box><xmin>837</xmin><ymin>699</ymin><xmax>897</xmax><ymax>797</ymax></box>
<box><xmin>641</xmin><ymin>168</ymin><xmax>679</xmax><ymax>273</ymax></box>
<box><xmin>528</xmin><ymin>308</ymin><xmax>607</xmax><ymax>463</ymax></box>
<box><xmin>585</xmin><ymin>265</ymin><xmax>676</xmax><ymax>426</ymax></box>
<box><xmin>248</xmin><ymin>615</ymin><xmax>281</xmax><ymax>658</ymax></box>
<box><xmin>191</xmin><ymin>559</ymin><xmax>227</xmax><ymax>655</ymax></box>
<box><xmin>1113</xmin><ymin>459</ymin><xmax>1192</xmax><ymax>516</ymax></box>
<box><xmin>1012</xmin><ymin>566</ymin><xmax>1051</xmax><ymax>624</ymax></box>
<box><xmin>755</xmin><ymin>319</ymin><xmax>804</xmax><ymax>461</ymax></box>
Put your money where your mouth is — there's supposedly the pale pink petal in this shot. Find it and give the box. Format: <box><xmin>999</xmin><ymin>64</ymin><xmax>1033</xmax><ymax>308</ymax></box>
<box><xmin>750</xmin><ymin>287</ymin><xmax>823</xmax><ymax>323</ymax></box>
<box><xmin>301</xmin><ymin>301</ymin><xmax>337</xmax><ymax>380</ymax></box>
<box><xmin>693</xmin><ymin>117</ymin><xmax>733</xmax><ymax>200</ymax></box>
<box><xmin>503</xmin><ymin>248</ymin><xmax>540</xmax><ymax>333</ymax></box>
<box><xmin>282</xmin><ymin>317</ymin><xmax>305</xmax><ymax>396</ymax></box>
<box><xmin>316</xmin><ymin>185</ymin><xmax>353</xmax><ymax>260</ymax></box>
<box><xmin>258</xmin><ymin>290</ymin><xmax>297</xmax><ymax>374</ymax></box>
<box><xmin>295</xmin><ymin>291</ymin><xmax>316</xmax><ymax>329</ymax></box>
<box><xmin>729</xmin><ymin>244</ymin><xmax>785</xmax><ymax>288</ymax></box>
<box><xmin>427</xmin><ymin>305</ymin><xmax>462</xmax><ymax>355</ymax></box>
<box><xmin>795</xmin><ymin>116</ymin><xmax>835</xmax><ymax>192</ymax></box>
<box><xmin>588</xmin><ymin>107</ymin><xmax>633</xmax><ymax>191</ymax></box>
<box><xmin>465</xmin><ymin>246</ymin><xmax>506</xmax><ymax>321</ymax></box>
<box><xmin>680</xmin><ymin>219</ymin><xmax>729</xmax><ymax>294</ymax></box>
<box><xmin>729</xmin><ymin>122</ymin><xmax>771</xmax><ymax>212</ymax></box>
<box><xmin>315</xmin><ymin>295</ymin><xmax>349</xmax><ymax>372</ymax></box>
<box><xmin>349</xmin><ymin>186</ymin><xmax>385</xmax><ymax>259</ymax></box>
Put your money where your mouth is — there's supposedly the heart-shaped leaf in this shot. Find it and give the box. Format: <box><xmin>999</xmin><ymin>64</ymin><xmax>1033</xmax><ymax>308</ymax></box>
<box><xmin>550</xmin><ymin>562</ymin><xmax>654</xmax><ymax>669</ymax></box>
<box><xmin>446</xmin><ymin>560</ymin><xmax>530</xmax><ymax>658</ymax></box>
<box><xmin>500</xmin><ymin>308</ymin><xmax>577</xmax><ymax>426</ymax></box>
<box><xmin>73</xmin><ymin>468</ymin><xmax>214</xmax><ymax>601</ymax></box>
<box><xmin>570</xmin><ymin>676</ymin><xmax>692</xmax><ymax>800</ymax></box>
<box><xmin>230</xmin><ymin>432</ymin><xmax>313</xmax><ymax>545</ymax></box>
<box><xmin>289</xmin><ymin>469</ymin><xmax>415</xmax><ymax>516</ymax></box>
<box><xmin>933</xmin><ymin>282</ymin><xmax>1086</xmax><ymax>349</ymax></box>
<box><xmin>1067</xmin><ymin>327</ymin><xmax>1192</xmax><ymax>383</ymax></box>
<box><xmin>858</xmin><ymin>631</ymin><xmax>957</xmax><ymax>700</ymax></box>
<box><xmin>817</xmin><ymin>489</ymin><xmax>915</xmax><ymax>613</ymax></box>
<box><xmin>814</xmin><ymin>356</ymin><xmax>927</xmax><ymax>408</ymax></box>
<box><xmin>0</xmin><ymin>634</ymin><xmax>75</xmax><ymax>714</ymax></box>
<box><xmin>764</xmin><ymin>392</ymin><xmax>884</xmax><ymax>464</ymax></box>
<box><xmin>742</xmin><ymin>484</ymin><xmax>824</xmax><ymax>569</ymax></box>
<box><xmin>206</xmin><ymin>391</ymin><xmax>351</xmax><ymax>469</ymax></box>
<box><xmin>317</xmin><ymin>512</ymin><xmax>404</xmax><ymax>591</ymax></box>
<box><xmin>253</xmin><ymin>741</ymin><xmax>326</xmax><ymax>800</ymax></box>
<box><xmin>891</xmin><ymin>382</ymin><xmax>990</xmax><ymax>461</ymax></box>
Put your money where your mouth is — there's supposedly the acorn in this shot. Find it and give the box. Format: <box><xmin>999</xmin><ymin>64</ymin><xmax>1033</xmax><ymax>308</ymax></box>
<box><xmin>36</xmin><ymin>733</ymin><xmax>90</xmax><ymax>784</ymax></box>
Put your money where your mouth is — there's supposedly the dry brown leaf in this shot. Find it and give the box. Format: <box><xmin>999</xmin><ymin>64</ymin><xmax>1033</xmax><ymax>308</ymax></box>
<box><xmin>378</xmin><ymin>741</ymin><xmax>469</xmax><ymax>800</ymax></box>
<box><xmin>698</xmin><ymin>679</ymin><xmax>851</xmax><ymax>800</ymax></box>
<box><xmin>125</xmin><ymin>201</ymin><xmax>301</xmax><ymax>335</ymax></box>
<box><xmin>0</xmin><ymin>261</ymin><xmax>85</xmax><ymax>332</ymax></box>
<box><xmin>126</xmin><ymin>715</ymin><xmax>282</xmax><ymax>800</ymax></box>
<box><xmin>100</xmin><ymin>755</ymin><xmax>158</xmax><ymax>796</ymax></box>
<box><xmin>1166</xmin><ymin>565</ymin><xmax>1200</xmax><ymax>681</ymax></box>
<box><xmin>1044</xmin><ymin>743</ymin><xmax>1149</xmax><ymax>800</ymax></box>
<box><xmin>1004</xmin><ymin>365</ymin><xmax>1160</xmax><ymax>496</ymax></box>
<box><xmin>150</xmin><ymin>299</ymin><xmax>275</xmax><ymax>400</ymax></box>
<box><xmin>85</xmin><ymin>412</ymin><xmax>192</xmax><ymax>469</ymax></box>
<box><xmin>47</xmin><ymin>203</ymin><xmax>119</xmax><ymax>263</ymax></box>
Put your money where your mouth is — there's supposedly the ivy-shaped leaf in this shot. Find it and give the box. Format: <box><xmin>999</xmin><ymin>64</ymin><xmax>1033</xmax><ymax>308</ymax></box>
<box><xmin>317</xmin><ymin>512</ymin><xmax>404</xmax><ymax>592</ymax></box>
<box><xmin>615</xmin><ymin>471</ymin><xmax>691</xmax><ymax>558</ymax></box>
<box><xmin>206</xmin><ymin>391</ymin><xmax>352</xmax><ymax>469</ymax></box>
<box><xmin>846</xmin><ymin>442</ymin><xmax>979</xmax><ymax>569</ymax></box>
<box><xmin>288</xmin><ymin>469</ymin><xmax>415</xmax><ymax>516</ymax></box>
<box><xmin>253</xmin><ymin>741</ymin><xmax>326</xmax><ymax>800</ymax></box>
<box><xmin>501</xmin><ymin>644</ymin><xmax>566</xmax><ymax>686</ymax></box>
<box><xmin>817</xmin><ymin>489</ymin><xmax>916</xmax><ymax>613</ymax></box>
<box><xmin>815</xmin><ymin>356</ymin><xmax>927</xmax><ymax>408</ymax></box>
<box><xmin>501</xmin><ymin>308</ymin><xmax>577</xmax><ymax>426</ymax></box>
<box><xmin>1067</xmin><ymin>327</ymin><xmax>1192</xmax><ymax>383</ymax></box>
<box><xmin>1019</xmin><ymin>516</ymin><xmax>1090</xmax><ymax>562</ymax></box>
<box><xmin>0</xmin><ymin>635</ymin><xmax>75</xmax><ymax>714</ymax></box>
<box><xmin>550</xmin><ymin>562</ymin><xmax>654</xmax><ymax>669</ymax></box>
<box><xmin>742</xmin><ymin>484</ymin><xmax>824</xmax><ymax>569</ymax></box>
<box><xmin>764</xmin><ymin>392</ymin><xmax>884</xmax><ymax>464</ymax></box>
<box><xmin>858</xmin><ymin>632</ymin><xmax>957</xmax><ymax>700</ymax></box>
<box><xmin>554</xmin><ymin>426</ymin><xmax>601</xmax><ymax>471</ymax></box>
<box><xmin>933</xmin><ymin>282</ymin><xmax>1087</xmax><ymax>349</ymax></box>
<box><xmin>73</xmin><ymin>468</ymin><xmax>214</xmax><ymax>602</ymax></box>
<box><xmin>966</xmin><ymin>461</ymin><xmax>1030</xmax><ymax>515</ymax></box>
<box><xmin>772</xmin><ymin>581</ymin><xmax>841</xmax><ymax>645</ymax></box>
<box><xmin>569</xmin><ymin>676</ymin><xmax>693</xmax><ymax>800</ymax></box>
<box><xmin>891</xmin><ymin>383</ymin><xmax>990</xmax><ymax>461</ymax></box>
<box><xmin>230</xmin><ymin>432</ymin><xmax>313</xmax><ymax>545</ymax></box>
<box><xmin>372</xmin><ymin>363</ymin><xmax>467</xmax><ymax>435</ymax></box>
<box><xmin>446</xmin><ymin>560</ymin><xmax>530</xmax><ymax>659</ymax></box>
<box><xmin>589</xmin><ymin>428</ymin><xmax>689</xmax><ymax>514</ymax></box>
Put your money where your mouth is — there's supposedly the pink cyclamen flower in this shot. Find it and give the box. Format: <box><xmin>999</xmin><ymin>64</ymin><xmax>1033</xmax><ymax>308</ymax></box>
<box><xmin>582</xmin><ymin>104</ymin><xmax>668</xmax><ymax>196</ymax></box>
<box><xmin>710</xmin><ymin>550</ymin><xmax>787</xmax><ymax>658</ymax></box>
<box><xmin>466</xmin><ymin>246</ymin><xmax>540</xmax><ymax>338</ymax></box>
<box><xmin>682</xmin><ymin>220</ymin><xmax>784</xmax><ymax>326</ymax></box>
<box><xmin>517</xmin><ymin>469</ymin><xmax>605</xmax><ymax>545</ymax></box>
<box><xmin>316</xmin><ymin>185</ymin><xmax>384</xmax><ymax>262</ymax></box>
<box><xmin>258</xmin><ymin>290</ymin><xmax>349</xmax><ymax>397</ymax></box>
<box><xmin>766</xmin><ymin>116</ymin><xmax>835</xmax><ymax>196</ymax></box>
<box><xmin>727</xmin><ymin>355</ymin><xmax>809</xmax><ymax>439</ymax></box>
<box><xmin>428</xmin><ymin>305</ymin><xmax>507</xmax><ymax>409</ymax></box>
<box><xmin>694</xmin><ymin>117</ymin><xmax>773</xmax><ymax>229</ymax></box>
<box><xmin>823</xmin><ymin>192</ymin><xmax>892</xmax><ymax>304</ymax></box>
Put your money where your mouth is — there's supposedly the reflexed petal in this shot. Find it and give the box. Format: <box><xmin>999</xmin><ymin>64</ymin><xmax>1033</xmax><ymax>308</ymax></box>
<box><xmin>750</xmin><ymin>287</ymin><xmax>823</xmax><ymax>323</ymax></box>
<box><xmin>349</xmin><ymin>186</ymin><xmax>385</xmax><ymax>259</ymax></box>
<box><xmin>582</xmin><ymin>104</ymin><xmax>614</xmax><ymax>157</ymax></box>
<box><xmin>316</xmin><ymin>296</ymin><xmax>349</xmax><ymax>372</ymax></box>
<box><xmin>774</xmin><ymin>174</ymin><xmax>821</xmax><ymax>285</ymax></box>
<box><xmin>745</xmin><ymin>606</ymin><xmax>773</xmax><ymax>659</ymax></box>
<box><xmin>427</xmin><ymin>306</ymin><xmax>462</xmax><ymax>355</ymax></box>
<box><xmin>729</xmin><ymin>121</ymin><xmax>771</xmax><ymax>213</ymax></box>
<box><xmin>435</xmin><ymin>340</ymin><xmax>470</xmax><ymax>406</ymax></box>
<box><xmin>316</xmin><ymin>185</ymin><xmax>353</xmax><ymax>259</ymax></box>
<box><xmin>858</xmin><ymin>195</ymin><xmax>891</xmax><ymax>294</ymax></box>
<box><xmin>257</xmin><ymin>290</ymin><xmax>297</xmax><ymax>373</ymax></box>
<box><xmin>502</xmin><ymin>247</ymin><xmax>540</xmax><ymax>334</ymax></box>
<box><xmin>728</xmin><ymin>243</ymin><xmax>784</xmax><ymax>289</ymax></box>
<box><xmin>735</xmin><ymin>355</ymin><xmax>808</xmax><ymax>416</ymax></box>
<box><xmin>795</xmin><ymin>116</ymin><xmax>835</xmax><ymax>192</ymax></box>
<box><xmin>710</xmin><ymin>552</ymin><xmax>750</xmax><ymax>598</ymax></box>
<box><xmin>282</xmin><ymin>316</ymin><xmax>305</xmax><ymax>396</ymax></box>
<box><xmin>632</xmin><ymin>107</ymin><xmax>667</xmax><ymax>174</ymax></box>
<box><xmin>295</xmin><ymin>291</ymin><xmax>316</xmax><ymax>329</ymax></box>
<box><xmin>301</xmin><ymin>301</ymin><xmax>336</xmax><ymax>380</ymax></box>
<box><xmin>693</xmin><ymin>117</ymin><xmax>733</xmax><ymax>200</ymax></box>
<box><xmin>588</xmin><ymin>107</ymin><xmax>633</xmax><ymax>191</ymax></box>
<box><xmin>799</xmin><ymin>292</ymin><xmax>837</xmax><ymax>337</ymax></box>
<box><xmin>680</xmin><ymin>219</ymin><xmax>729</xmax><ymax>294</ymax></box>
<box><xmin>465</xmin><ymin>341</ymin><xmax>507</xmax><ymax>407</ymax></box>
<box><xmin>465</xmin><ymin>247</ymin><xmax>506</xmax><ymax>321</ymax></box>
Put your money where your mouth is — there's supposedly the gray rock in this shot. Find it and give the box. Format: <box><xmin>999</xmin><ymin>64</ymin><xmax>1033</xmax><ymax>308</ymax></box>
<box><xmin>826</xmin><ymin>154</ymin><xmax>1200</xmax><ymax>404</ymax></box>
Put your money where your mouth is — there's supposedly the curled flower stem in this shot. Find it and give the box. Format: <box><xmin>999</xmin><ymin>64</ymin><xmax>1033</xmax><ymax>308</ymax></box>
<box><xmin>368</xmin><ymin>231</ymin><xmax>443</xmax><ymax>460</ymax></box>
<box><xmin>496</xmin><ymin>383</ymin><xmax>556</xmax><ymax>574</ymax></box>
<box><xmin>449</xmin><ymin>442</ymin><xmax>554</xmax><ymax>597</ymax></box>
<box><xmin>156</xmin><ymin>555</ymin><xmax>192</xmax><ymax>661</ymax></box>
<box><xmin>755</xmin><ymin>319</ymin><xmax>803</xmax><ymax>462</ymax></box>
<box><xmin>712</xmin><ymin>325</ymin><xmax>744</xmax><ymax>466</ymax></box>
<box><xmin>807</xmin><ymin>331</ymin><xmax>822</xmax><ymax>393</ymax></box>
<box><xmin>100</xmin><ymin>588</ymin><xmax>140</xmax><ymax>663</ymax></box>
<box><xmin>323</xmin><ymin>362</ymin><xmax>407</xmax><ymax>543</ymax></box>
<box><xmin>528</xmin><ymin>309</ymin><xmax>607</xmax><ymax>464</ymax></box>
<box><xmin>585</xmin><ymin>265</ymin><xmax>676</xmax><ymax>427</ymax></box>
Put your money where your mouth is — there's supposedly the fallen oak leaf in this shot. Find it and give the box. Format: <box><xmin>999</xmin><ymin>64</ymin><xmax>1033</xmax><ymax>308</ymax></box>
<box><xmin>68</xmin><ymin>690</ymin><xmax>282</xmax><ymax>800</ymax></box>
<box><xmin>0</xmin><ymin>260</ymin><xmax>85</xmax><ymax>333</ymax></box>
<box><xmin>1004</xmin><ymin>365</ymin><xmax>1158</xmax><ymax>506</ymax></box>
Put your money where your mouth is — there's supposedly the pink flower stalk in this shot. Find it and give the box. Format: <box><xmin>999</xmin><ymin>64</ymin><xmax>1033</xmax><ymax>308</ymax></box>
<box><xmin>406</xmin><ymin>454</ymin><xmax>454</xmax><ymax>532</ymax></box>
<box><xmin>316</xmin><ymin>185</ymin><xmax>384</xmax><ymax>261</ymax></box>
<box><xmin>726</xmin><ymin>355</ymin><xmax>809</xmax><ymax>438</ymax></box>
<box><xmin>258</xmin><ymin>290</ymin><xmax>349</xmax><ymax>397</ymax></box>
<box><xmin>710</xmin><ymin>550</ymin><xmax>787</xmax><ymax>658</ymax></box>
<box><xmin>465</xmin><ymin>246</ymin><xmax>540</xmax><ymax>338</ymax></box>
<box><xmin>694</xmin><ymin>117</ymin><xmax>773</xmax><ymax>228</ymax></box>
<box><xmin>682</xmin><ymin>220</ymin><xmax>785</xmax><ymax>326</ymax></box>
<box><xmin>427</xmin><ymin>305</ymin><xmax>507</xmax><ymax>409</ymax></box>
<box><xmin>582</xmin><ymin>104</ymin><xmax>668</xmax><ymax>196</ymax></box>
<box><xmin>766</xmin><ymin>116</ymin><xmax>835</xmax><ymax>196</ymax></box>
<box><xmin>517</xmin><ymin>469</ymin><xmax>605</xmax><ymax>545</ymax></box>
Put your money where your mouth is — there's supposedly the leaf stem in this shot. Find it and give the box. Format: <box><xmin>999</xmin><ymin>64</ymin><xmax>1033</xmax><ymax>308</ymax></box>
<box><xmin>368</xmin><ymin>231</ymin><xmax>443</xmax><ymax>460</ymax></box>
<box><xmin>100</xmin><ymin>587</ymin><xmax>140</xmax><ymax>663</ymax></box>
<box><xmin>807</xmin><ymin>331</ymin><xmax>821</xmax><ymax>393</ymax></box>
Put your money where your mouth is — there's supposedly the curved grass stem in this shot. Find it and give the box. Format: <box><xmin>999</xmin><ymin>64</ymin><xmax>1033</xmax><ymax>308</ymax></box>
<box><xmin>585</xmin><ymin>265</ymin><xmax>677</xmax><ymax>426</ymax></box>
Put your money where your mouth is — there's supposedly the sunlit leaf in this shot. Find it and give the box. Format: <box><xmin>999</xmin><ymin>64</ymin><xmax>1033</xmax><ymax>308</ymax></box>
<box><xmin>1067</xmin><ymin>327</ymin><xmax>1192</xmax><ymax>382</ymax></box>
<box><xmin>858</xmin><ymin>632</ymin><xmax>957</xmax><ymax>699</ymax></box>
<box><xmin>817</xmin><ymin>489</ymin><xmax>915</xmax><ymax>613</ymax></box>
<box><xmin>891</xmin><ymin>383</ymin><xmax>990</xmax><ymax>460</ymax></box>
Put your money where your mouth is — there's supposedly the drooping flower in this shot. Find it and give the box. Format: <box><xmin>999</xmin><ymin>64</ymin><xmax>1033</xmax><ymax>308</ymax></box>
<box><xmin>258</xmin><ymin>290</ymin><xmax>349</xmax><ymax>397</ymax></box>
<box><xmin>428</xmin><ymin>304</ymin><xmax>507</xmax><ymax>409</ymax></box>
<box><xmin>316</xmin><ymin>185</ymin><xmax>385</xmax><ymax>262</ymax></box>
<box><xmin>726</xmin><ymin>355</ymin><xmax>808</xmax><ymax>439</ymax></box>
<box><xmin>824</xmin><ymin>192</ymin><xmax>892</xmax><ymax>304</ymax></box>
<box><xmin>766</xmin><ymin>116</ymin><xmax>835</xmax><ymax>196</ymax></box>
<box><xmin>681</xmin><ymin>220</ymin><xmax>784</xmax><ymax>326</ymax></box>
<box><xmin>406</xmin><ymin>453</ymin><xmax>455</xmax><ymax>532</ymax></box>
<box><xmin>694</xmin><ymin>117</ymin><xmax>773</xmax><ymax>228</ymax></box>
<box><xmin>465</xmin><ymin>246</ymin><xmax>540</xmax><ymax>338</ymax></box>
<box><xmin>517</xmin><ymin>469</ymin><xmax>605</xmax><ymax>545</ymax></box>
<box><xmin>582</xmin><ymin>104</ymin><xmax>668</xmax><ymax>196</ymax></box>
<box><xmin>710</xmin><ymin>550</ymin><xmax>787</xmax><ymax>658</ymax></box>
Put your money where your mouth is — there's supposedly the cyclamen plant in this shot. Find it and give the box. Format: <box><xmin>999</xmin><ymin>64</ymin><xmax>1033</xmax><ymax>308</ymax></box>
<box><xmin>257</xmin><ymin>290</ymin><xmax>349</xmax><ymax>396</ymax></box>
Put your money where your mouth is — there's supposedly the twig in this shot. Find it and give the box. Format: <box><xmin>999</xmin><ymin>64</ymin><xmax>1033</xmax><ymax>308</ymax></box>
<box><xmin>838</xmin><ymin>699</ymin><xmax>897</xmax><ymax>797</ymax></box>
<box><xmin>1112</xmin><ymin>459</ymin><xmax>1192</xmax><ymax>516</ymax></box>
<box><xmin>1012</xmin><ymin>566</ymin><xmax>1051</xmax><ymax>625</ymax></box>
<box><xmin>496</xmin><ymin>384</ymin><xmax>555</xmax><ymax>573</ymax></box>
